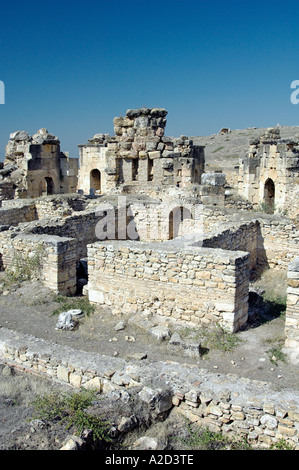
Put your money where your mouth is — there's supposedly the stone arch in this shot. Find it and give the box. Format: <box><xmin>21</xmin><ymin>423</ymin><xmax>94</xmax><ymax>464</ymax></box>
<box><xmin>264</xmin><ymin>178</ymin><xmax>275</xmax><ymax>213</ymax></box>
<box><xmin>169</xmin><ymin>205</ymin><xmax>193</xmax><ymax>239</ymax></box>
<box><xmin>90</xmin><ymin>169</ymin><xmax>101</xmax><ymax>193</ymax></box>
<box><xmin>41</xmin><ymin>177</ymin><xmax>54</xmax><ymax>196</ymax></box>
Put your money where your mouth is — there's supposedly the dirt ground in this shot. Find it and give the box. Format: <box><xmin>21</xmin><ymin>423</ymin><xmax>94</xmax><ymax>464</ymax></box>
<box><xmin>0</xmin><ymin>268</ymin><xmax>298</xmax><ymax>450</ymax></box>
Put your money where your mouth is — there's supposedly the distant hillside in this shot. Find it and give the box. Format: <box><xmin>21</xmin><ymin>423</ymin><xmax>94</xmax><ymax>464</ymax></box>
<box><xmin>191</xmin><ymin>125</ymin><xmax>299</xmax><ymax>174</ymax></box>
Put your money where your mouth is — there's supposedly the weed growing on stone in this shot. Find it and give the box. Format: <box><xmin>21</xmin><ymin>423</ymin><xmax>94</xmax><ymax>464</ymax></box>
<box><xmin>180</xmin><ymin>324</ymin><xmax>242</xmax><ymax>353</ymax></box>
<box><xmin>265</xmin><ymin>337</ymin><xmax>287</xmax><ymax>366</ymax></box>
<box><xmin>5</xmin><ymin>245</ymin><xmax>45</xmax><ymax>283</ymax></box>
<box><xmin>177</xmin><ymin>422</ymin><xmax>252</xmax><ymax>450</ymax></box>
<box><xmin>51</xmin><ymin>294</ymin><xmax>95</xmax><ymax>317</ymax></box>
<box><xmin>30</xmin><ymin>389</ymin><xmax>111</xmax><ymax>442</ymax></box>
<box><xmin>270</xmin><ymin>438</ymin><xmax>295</xmax><ymax>450</ymax></box>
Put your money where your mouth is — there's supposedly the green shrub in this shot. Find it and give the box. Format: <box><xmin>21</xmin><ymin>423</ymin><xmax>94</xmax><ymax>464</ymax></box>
<box><xmin>6</xmin><ymin>245</ymin><xmax>45</xmax><ymax>283</ymax></box>
<box><xmin>181</xmin><ymin>324</ymin><xmax>242</xmax><ymax>353</ymax></box>
<box><xmin>265</xmin><ymin>337</ymin><xmax>287</xmax><ymax>366</ymax></box>
<box><xmin>179</xmin><ymin>422</ymin><xmax>252</xmax><ymax>450</ymax></box>
<box><xmin>270</xmin><ymin>438</ymin><xmax>295</xmax><ymax>450</ymax></box>
<box><xmin>51</xmin><ymin>294</ymin><xmax>95</xmax><ymax>317</ymax></box>
<box><xmin>31</xmin><ymin>389</ymin><xmax>111</xmax><ymax>441</ymax></box>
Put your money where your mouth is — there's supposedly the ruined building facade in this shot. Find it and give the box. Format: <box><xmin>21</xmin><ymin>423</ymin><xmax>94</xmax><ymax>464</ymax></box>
<box><xmin>0</xmin><ymin>128</ymin><xmax>78</xmax><ymax>201</ymax></box>
<box><xmin>77</xmin><ymin>108</ymin><xmax>205</xmax><ymax>196</ymax></box>
<box><xmin>238</xmin><ymin>127</ymin><xmax>299</xmax><ymax>219</ymax></box>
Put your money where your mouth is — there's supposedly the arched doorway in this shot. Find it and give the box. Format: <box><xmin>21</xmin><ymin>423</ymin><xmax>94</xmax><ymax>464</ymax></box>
<box><xmin>169</xmin><ymin>206</ymin><xmax>193</xmax><ymax>239</ymax></box>
<box><xmin>41</xmin><ymin>177</ymin><xmax>54</xmax><ymax>196</ymax></box>
<box><xmin>264</xmin><ymin>178</ymin><xmax>275</xmax><ymax>213</ymax></box>
<box><xmin>90</xmin><ymin>169</ymin><xmax>101</xmax><ymax>194</ymax></box>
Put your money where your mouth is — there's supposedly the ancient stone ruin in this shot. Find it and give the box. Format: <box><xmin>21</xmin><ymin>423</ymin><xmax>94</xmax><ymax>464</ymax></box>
<box><xmin>0</xmin><ymin>128</ymin><xmax>78</xmax><ymax>201</ymax></box>
<box><xmin>77</xmin><ymin>107</ymin><xmax>205</xmax><ymax>197</ymax></box>
<box><xmin>0</xmin><ymin>109</ymin><xmax>298</xmax><ymax>449</ymax></box>
<box><xmin>238</xmin><ymin>127</ymin><xmax>299</xmax><ymax>218</ymax></box>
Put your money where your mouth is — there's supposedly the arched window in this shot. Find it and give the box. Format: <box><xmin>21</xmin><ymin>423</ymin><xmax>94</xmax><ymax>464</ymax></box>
<box><xmin>90</xmin><ymin>169</ymin><xmax>101</xmax><ymax>193</ymax></box>
<box><xmin>264</xmin><ymin>178</ymin><xmax>275</xmax><ymax>213</ymax></box>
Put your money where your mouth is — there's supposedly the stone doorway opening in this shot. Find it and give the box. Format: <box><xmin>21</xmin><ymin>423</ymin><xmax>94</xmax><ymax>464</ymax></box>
<box><xmin>264</xmin><ymin>178</ymin><xmax>275</xmax><ymax>213</ymax></box>
<box><xmin>169</xmin><ymin>206</ymin><xmax>193</xmax><ymax>239</ymax></box>
<box><xmin>42</xmin><ymin>177</ymin><xmax>54</xmax><ymax>196</ymax></box>
<box><xmin>90</xmin><ymin>169</ymin><xmax>101</xmax><ymax>194</ymax></box>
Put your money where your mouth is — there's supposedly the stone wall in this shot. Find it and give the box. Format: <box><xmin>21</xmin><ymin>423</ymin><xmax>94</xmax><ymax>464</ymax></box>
<box><xmin>0</xmin><ymin>200</ymin><xmax>37</xmax><ymax>227</ymax></box>
<box><xmin>0</xmin><ymin>327</ymin><xmax>298</xmax><ymax>449</ymax></box>
<box><xmin>199</xmin><ymin>207</ymin><xmax>298</xmax><ymax>272</ymax></box>
<box><xmin>0</xmin><ymin>233</ymin><xmax>77</xmax><ymax>295</ymax></box>
<box><xmin>201</xmin><ymin>220</ymin><xmax>268</xmax><ymax>279</ymax></box>
<box><xmin>78</xmin><ymin>108</ymin><xmax>205</xmax><ymax>196</ymax></box>
<box><xmin>285</xmin><ymin>258</ymin><xmax>299</xmax><ymax>360</ymax></box>
<box><xmin>87</xmin><ymin>240</ymin><xmax>250</xmax><ymax>332</ymax></box>
<box><xmin>259</xmin><ymin>219</ymin><xmax>299</xmax><ymax>271</ymax></box>
<box><xmin>2</xmin><ymin>128</ymin><xmax>78</xmax><ymax>199</ymax></box>
<box><xmin>18</xmin><ymin>210</ymin><xmax>105</xmax><ymax>262</ymax></box>
<box><xmin>238</xmin><ymin>128</ymin><xmax>299</xmax><ymax>219</ymax></box>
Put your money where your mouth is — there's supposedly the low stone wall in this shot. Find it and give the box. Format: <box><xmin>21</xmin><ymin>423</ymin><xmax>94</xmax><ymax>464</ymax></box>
<box><xmin>0</xmin><ymin>200</ymin><xmax>37</xmax><ymax>226</ymax></box>
<box><xmin>201</xmin><ymin>220</ymin><xmax>267</xmax><ymax>278</ymax></box>
<box><xmin>285</xmin><ymin>258</ymin><xmax>299</xmax><ymax>360</ymax></box>
<box><xmin>200</xmin><ymin>208</ymin><xmax>298</xmax><ymax>272</ymax></box>
<box><xmin>87</xmin><ymin>240</ymin><xmax>250</xmax><ymax>332</ymax></box>
<box><xmin>0</xmin><ymin>232</ymin><xmax>77</xmax><ymax>295</ymax></box>
<box><xmin>259</xmin><ymin>219</ymin><xmax>299</xmax><ymax>271</ymax></box>
<box><xmin>34</xmin><ymin>194</ymin><xmax>90</xmax><ymax>219</ymax></box>
<box><xmin>0</xmin><ymin>327</ymin><xmax>298</xmax><ymax>449</ymax></box>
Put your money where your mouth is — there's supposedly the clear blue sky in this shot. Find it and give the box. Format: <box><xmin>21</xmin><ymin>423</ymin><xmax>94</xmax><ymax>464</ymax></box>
<box><xmin>0</xmin><ymin>0</ymin><xmax>299</xmax><ymax>160</ymax></box>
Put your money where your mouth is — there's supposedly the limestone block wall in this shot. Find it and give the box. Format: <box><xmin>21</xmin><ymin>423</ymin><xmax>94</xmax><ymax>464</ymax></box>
<box><xmin>77</xmin><ymin>108</ymin><xmax>205</xmax><ymax>196</ymax></box>
<box><xmin>0</xmin><ymin>200</ymin><xmax>37</xmax><ymax>226</ymax></box>
<box><xmin>128</xmin><ymin>200</ymin><xmax>202</xmax><ymax>242</ymax></box>
<box><xmin>0</xmin><ymin>327</ymin><xmax>298</xmax><ymax>449</ymax></box>
<box><xmin>285</xmin><ymin>258</ymin><xmax>299</xmax><ymax>354</ymax></box>
<box><xmin>87</xmin><ymin>240</ymin><xmax>250</xmax><ymax>332</ymax></box>
<box><xmin>259</xmin><ymin>219</ymin><xmax>299</xmax><ymax>271</ymax></box>
<box><xmin>199</xmin><ymin>208</ymin><xmax>298</xmax><ymax>272</ymax></box>
<box><xmin>238</xmin><ymin>128</ymin><xmax>299</xmax><ymax>218</ymax></box>
<box><xmin>0</xmin><ymin>233</ymin><xmax>77</xmax><ymax>295</ymax></box>
<box><xmin>34</xmin><ymin>194</ymin><xmax>89</xmax><ymax>219</ymax></box>
<box><xmin>200</xmin><ymin>220</ymin><xmax>268</xmax><ymax>278</ymax></box>
<box><xmin>21</xmin><ymin>210</ymin><xmax>106</xmax><ymax>262</ymax></box>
